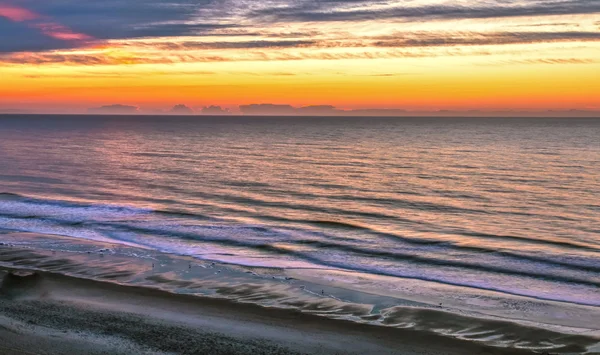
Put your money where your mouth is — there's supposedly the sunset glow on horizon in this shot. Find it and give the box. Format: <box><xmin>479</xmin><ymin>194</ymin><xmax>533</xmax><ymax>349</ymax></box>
<box><xmin>1</xmin><ymin>0</ymin><xmax>599</xmax><ymax>114</ymax></box>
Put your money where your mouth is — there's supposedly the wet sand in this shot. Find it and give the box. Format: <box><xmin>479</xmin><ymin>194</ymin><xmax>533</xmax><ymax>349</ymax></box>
<box><xmin>0</xmin><ymin>267</ymin><xmax>550</xmax><ymax>355</ymax></box>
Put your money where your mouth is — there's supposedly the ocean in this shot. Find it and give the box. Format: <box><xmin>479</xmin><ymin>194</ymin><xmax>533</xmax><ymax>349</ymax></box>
<box><xmin>1</xmin><ymin>114</ymin><xmax>599</xmax><ymax>351</ymax></box>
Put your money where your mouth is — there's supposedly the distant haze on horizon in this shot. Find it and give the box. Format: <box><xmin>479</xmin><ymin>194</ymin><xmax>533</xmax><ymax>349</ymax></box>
<box><xmin>2</xmin><ymin>104</ymin><xmax>599</xmax><ymax>117</ymax></box>
<box><xmin>43</xmin><ymin>103</ymin><xmax>600</xmax><ymax>117</ymax></box>
<box><xmin>0</xmin><ymin>0</ymin><xmax>598</xmax><ymax>113</ymax></box>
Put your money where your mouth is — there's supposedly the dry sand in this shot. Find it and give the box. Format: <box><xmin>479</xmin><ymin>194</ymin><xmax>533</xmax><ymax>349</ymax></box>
<box><xmin>0</xmin><ymin>268</ymin><xmax>545</xmax><ymax>355</ymax></box>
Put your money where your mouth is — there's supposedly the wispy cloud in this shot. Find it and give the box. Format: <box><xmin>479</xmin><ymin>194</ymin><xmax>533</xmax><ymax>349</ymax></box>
<box><xmin>250</xmin><ymin>0</ymin><xmax>600</xmax><ymax>22</ymax></box>
<box><xmin>0</xmin><ymin>2</ymin><xmax>92</xmax><ymax>52</ymax></box>
<box><xmin>0</xmin><ymin>52</ymin><xmax>233</xmax><ymax>65</ymax></box>
<box><xmin>128</xmin><ymin>40</ymin><xmax>317</xmax><ymax>50</ymax></box>
<box><xmin>489</xmin><ymin>58</ymin><xmax>598</xmax><ymax>66</ymax></box>
<box><xmin>0</xmin><ymin>4</ymin><xmax>38</xmax><ymax>21</ymax></box>
<box><xmin>1</xmin><ymin>0</ymin><xmax>599</xmax><ymax>53</ymax></box>
<box><xmin>0</xmin><ymin>0</ymin><xmax>598</xmax><ymax>73</ymax></box>
<box><xmin>33</xmin><ymin>22</ymin><xmax>92</xmax><ymax>41</ymax></box>
<box><xmin>371</xmin><ymin>31</ymin><xmax>600</xmax><ymax>47</ymax></box>
<box><xmin>11</xmin><ymin>0</ymin><xmax>216</xmax><ymax>39</ymax></box>
<box><xmin>0</xmin><ymin>0</ymin><xmax>229</xmax><ymax>52</ymax></box>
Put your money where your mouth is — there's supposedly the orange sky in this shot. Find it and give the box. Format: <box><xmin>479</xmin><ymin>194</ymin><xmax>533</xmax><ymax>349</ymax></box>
<box><xmin>0</xmin><ymin>0</ymin><xmax>598</xmax><ymax>114</ymax></box>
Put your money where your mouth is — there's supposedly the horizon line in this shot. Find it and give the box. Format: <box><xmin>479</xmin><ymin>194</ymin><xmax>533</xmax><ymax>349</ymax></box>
<box><xmin>1</xmin><ymin>112</ymin><xmax>599</xmax><ymax>119</ymax></box>
<box><xmin>1</xmin><ymin>103</ymin><xmax>599</xmax><ymax>118</ymax></box>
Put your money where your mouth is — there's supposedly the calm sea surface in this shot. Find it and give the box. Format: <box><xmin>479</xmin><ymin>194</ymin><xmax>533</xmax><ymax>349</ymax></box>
<box><xmin>1</xmin><ymin>115</ymin><xmax>599</xmax><ymax>307</ymax></box>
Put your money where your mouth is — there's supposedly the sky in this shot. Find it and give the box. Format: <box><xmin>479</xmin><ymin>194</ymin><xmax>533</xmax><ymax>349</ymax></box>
<box><xmin>0</xmin><ymin>0</ymin><xmax>599</xmax><ymax>114</ymax></box>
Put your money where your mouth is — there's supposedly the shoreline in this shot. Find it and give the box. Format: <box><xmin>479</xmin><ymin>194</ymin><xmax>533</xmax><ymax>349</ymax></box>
<box><xmin>0</xmin><ymin>237</ymin><xmax>599</xmax><ymax>354</ymax></box>
<box><xmin>0</xmin><ymin>267</ymin><xmax>548</xmax><ymax>355</ymax></box>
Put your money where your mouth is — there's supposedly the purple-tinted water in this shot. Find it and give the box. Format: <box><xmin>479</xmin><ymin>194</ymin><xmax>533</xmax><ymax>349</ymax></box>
<box><xmin>0</xmin><ymin>115</ymin><xmax>599</xmax><ymax>307</ymax></box>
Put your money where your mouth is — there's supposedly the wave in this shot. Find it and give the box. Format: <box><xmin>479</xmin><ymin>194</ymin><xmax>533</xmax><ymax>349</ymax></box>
<box><xmin>1</xmin><ymin>193</ymin><xmax>599</xmax><ymax>271</ymax></box>
<box><xmin>12</xmin><ymin>210</ymin><xmax>599</xmax><ymax>274</ymax></box>
<box><xmin>2</xmin><ymin>192</ymin><xmax>599</xmax><ymax>260</ymax></box>
<box><xmin>1</xmin><ymin>192</ymin><xmax>599</xmax><ymax>307</ymax></box>
<box><xmin>300</xmin><ymin>219</ymin><xmax>600</xmax><ymax>272</ymax></box>
<box><xmin>111</xmin><ymin>223</ymin><xmax>600</xmax><ymax>289</ymax></box>
<box><xmin>154</xmin><ymin>209</ymin><xmax>213</xmax><ymax>220</ymax></box>
<box><xmin>0</xmin><ymin>193</ymin><xmax>150</xmax><ymax>214</ymax></box>
<box><xmin>460</xmin><ymin>230</ymin><xmax>600</xmax><ymax>252</ymax></box>
<box><xmin>6</xmin><ymin>214</ymin><xmax>600</xmax><ymax>302</ymax></box>
<box><xmin>3</xmin><ymin>219</ymin><xmax>600</xmax><ymax>308</ymax></box>
<box><xmin>291</xmin><ymin>218</ymin><xmax>600</xmax><ymax>263</ymax></box>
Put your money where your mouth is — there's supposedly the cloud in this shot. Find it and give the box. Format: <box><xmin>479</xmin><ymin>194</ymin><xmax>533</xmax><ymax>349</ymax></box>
<box><xmin>239</xmin><ymin>104</ymin><xmax>297</xmax><ymax>115</ymax></box>
<box><xmin>0</xmin><ymin>3</ymin><xmax>93</xmax><ymax>52</ymax></box>
<box><xmin>200</xmin><ymin>106</ymin><xmax>231</xmax><ymax>115</ymax></box>
<box><xmin>0</xmin><ymin>46</ymin><xmax>484</xmax><ymax>66</ymax></box>
<box><xmin>0</xmin><ymin>0</ymin><xmax>231</xmax><ymax>52</ymax></box>
<box><xmin>1</xmin><ymin>0</ymin><xmax>598</xmax><ymax>58</ymax></box>
<box><xmin>130</xmin><ymin>39</ymin><xmax>316</xmax><ymax>50</ymax></box>
<box><xmin>0</xmin><ymin>4</ymin><xmax>38</xmax><ymax>21</ymax></box>
<box><xmin>4</xmin><ymin>30</ymin><xmax>597</xmax><ymax>66</ymax></box>
<box><xmin>250</xmin><ymin>0</ymin><xmax>600</xmax><ymax>23</ymax></box>
<box><xmin>169</xmin><ymin>104</ymin><xmax>194</xmax><ymax>115</ymax></box>
<box><xmin>371</xmin><ymin>31</ymin><xmax>600</xmax><ymax>47</ymax></box>
<box><xmin>128</xmin><ymin>23</ymin><xmax>236</xmax><ymax>38</ymax></box>
<box><xmin>297</xmin><ymin>105</ymin><xmax>340</xmax><ymax>115</ymax></box>
<box><xmin>13</xmin><ymin>0</ymin><xmax>218</xmax><ymax>39</ymax></box>
<box><xmin>239</xmin><ymin>104</ymin><xmax>403</xmax><ymax>116</ymax></box>
<box><xmin>32</xmin><ymin>21</ymin><xmax>92</xmax><ymax>41</ymax></box>
<box><xmin>0</xmin><ymin>52</ymin><xmax>116</xmax><ymax>65</ymax></box>
<box><xmin>343</xmin><ymin>109</ymin><xmax>408</xmax><ymax>116</ymax></box>
<box><xmin>510</xmin><ymin>22</ymin><xmax>579</xmax><ymax>28</ymax></box>
<box><xmin>164</xmin><ymin>104</ymin><xmax>600</xmax><ymax>117</ymax></box>
<box><xmin>0</xmin><ymin>22</ymin><xmax>82</xmax><ymax>52</ymax></box>
<box><xmin>491</xmin><ymin>58</ymin><xmax>598</xmax><ymax>66</ymax></box>
<box><xmin>87</xmin><ymin>104</ymin><xmax>139</xmax><ymax>114</ymax></box>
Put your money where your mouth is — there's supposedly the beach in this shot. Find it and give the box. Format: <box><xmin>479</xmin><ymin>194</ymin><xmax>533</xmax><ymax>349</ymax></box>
<box><xmin>1</xmin><ymin>241</ymin><xmax>599</xmax><ymax>355</ymax></box>
<box><xmin>1</xmin><ymin>0</ymin><xmax>599</xmax><ymax>349</ymax></box>
<box><xmin>0</xmin><ymin>265</ymin><xmax>552</xmax><ymax>355</ymax></box>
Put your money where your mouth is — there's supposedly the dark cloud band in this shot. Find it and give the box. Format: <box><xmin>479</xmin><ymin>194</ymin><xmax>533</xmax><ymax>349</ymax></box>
<box><xmin>0</xmin><ymin>0</ymin><xmax>598</xmax><ymax>54</ymax></box>
<box><xmin>251</xmin><ymin>0</ymin><xmax>600</xmax><ymax>22</ymax></box>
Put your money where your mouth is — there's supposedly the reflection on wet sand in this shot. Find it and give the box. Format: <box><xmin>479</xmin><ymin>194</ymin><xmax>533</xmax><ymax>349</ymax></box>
<box><xmin>1</xmin><ymin>232</ymin><xmax>599</xmax><ymax>354</ymax></box>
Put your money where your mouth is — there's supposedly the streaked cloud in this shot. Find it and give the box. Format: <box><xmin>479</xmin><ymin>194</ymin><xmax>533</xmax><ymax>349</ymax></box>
<box><xmin>489</xmin><ymin>58</ymin><xmax>598</xmax><ymax>66</ymax></box>
<box><xmin>1</xmin><ymin>0</ymin><xmax>598</xmax><ymax>54</ymax></box>
<box><xmin>371</xmin><ymin>31</ymin><xmax>600</xmax><ymax>47</ymax></box>
<box><xmin>0</xmin><ymin>4</ymin><xmax>38</xmax><ymax>21</ymax></box>
<box><xmin>0</xmin><ymin>2</ymin><xmax>93</xmax><ymax>52</ymax></box>
<box><xmin>8</xmin><ymin>0</ymin><xmax>217</xmax><ymax>39</ymax></box>
<box><xmin>1</xmin><ymin>0</ymin><xmax>598</xmax><ymax>113</ymax></box>
<box><xmin>249</xmin><ymin>0</ymin><xmax>600</xmax><ymax>22</ymax></box>
<box><xmin>131</xmin><ymin>40</ymin><xmax>317</xmax><ymax>50</ymax></box>
<box><xmin>0</xmin><ymin>0</ymin><xmax>226</xmax><ymax>52</ymax></box>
